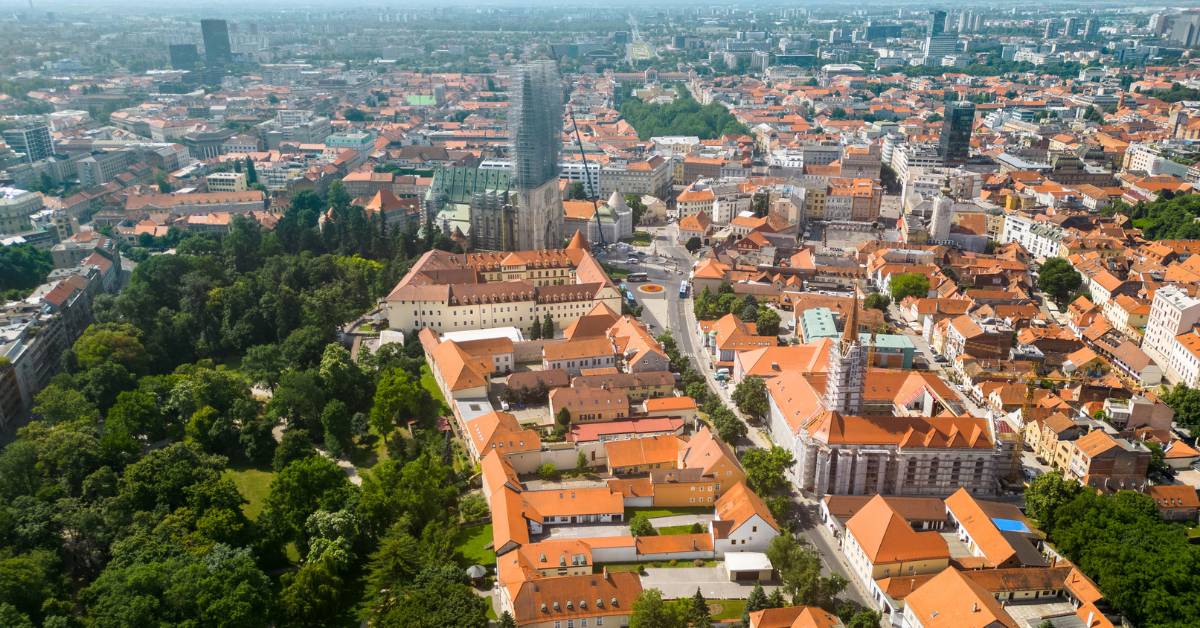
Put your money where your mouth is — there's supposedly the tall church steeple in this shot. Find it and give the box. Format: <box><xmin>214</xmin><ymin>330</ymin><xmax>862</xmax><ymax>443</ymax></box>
<box><xmin>824</xmin><ymin>286</ymin><xmax>868</xmax><ymax>415</ymax></box>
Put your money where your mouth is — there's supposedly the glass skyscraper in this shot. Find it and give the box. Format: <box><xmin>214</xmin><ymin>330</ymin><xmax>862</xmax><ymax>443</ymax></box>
<box><xmin>939</xmin><ymin>101</ymin><xmax>976</xmax><ymax>165</ymax></box>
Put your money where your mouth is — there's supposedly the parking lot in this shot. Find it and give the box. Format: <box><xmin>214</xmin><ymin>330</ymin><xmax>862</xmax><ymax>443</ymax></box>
<box><xmin>640</xmin><ymin>566</ymin><xmax>779</xmax><ymax>600</ymax></box>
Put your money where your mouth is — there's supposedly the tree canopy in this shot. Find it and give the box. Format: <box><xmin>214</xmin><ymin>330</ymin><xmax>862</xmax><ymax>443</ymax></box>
<box><xmin>620</xmin><ymin>86</ymin><xmax>749</xmax><ymax>140</ymax></box>
<box><xmin>888</xmin><ymin>273</ymin><xmax>931</xmax><ymax>303</ymax></box>
<box><xmin>1037</xmin><ymin>258</ymin><xmax>1083</xmax><ymax>307</ymax></box>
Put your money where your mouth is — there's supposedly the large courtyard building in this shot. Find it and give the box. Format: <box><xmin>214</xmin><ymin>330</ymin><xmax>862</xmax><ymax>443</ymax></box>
<box><xmin>384</xmin><ymin>233</ymin><xmax>621</xmax><ymax>335</ymax></box>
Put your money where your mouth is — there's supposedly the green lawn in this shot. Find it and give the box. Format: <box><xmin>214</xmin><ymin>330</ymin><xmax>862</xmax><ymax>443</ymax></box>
<box><xmin>454</xmin><ymin>523</ymin><xmax>496</xmax><ymax>566</ymax></box>
<box><xmin>624</xmin><ymin>506</ymin><xmax>712</xmax><ymax>520</ymax></box>
<box><xmin>222</xmin><ymin>467</ymin><xmax>274</xmax><ymax>520</ymax></box>
<box><xmin>622</xmin><ymin>231</ymin><xmax>654</xmax><ymax>246</ymax></box>
<box><xmin>602</xmin><ymin>263</ymin><xmax>630</xmax><ymax>280</ymax></box>
<box><xmin>597</xmin><ymin>560</ymin><xmax>717</xmax><ymax>573</ymax></box>
<box><xmin>656</xmin><ymin>524</ymin><xmax>704</xmax><ymax>535</ymax></box>
<box><xmin>420</xmin><ymin>364</ymin><xmax>448</xmax><ymax>410</ymax></box>
<box><xmin>709</xmin><ymin>599</ymin><xmax>747</xmax><ymax>621</ymax></box>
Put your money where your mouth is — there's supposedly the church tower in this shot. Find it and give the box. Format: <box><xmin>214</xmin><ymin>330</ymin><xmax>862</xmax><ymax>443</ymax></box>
<box><xmin>824</xmin><ymin>292</ymin><xmax>868</xmax><ymax>415</ymax></box>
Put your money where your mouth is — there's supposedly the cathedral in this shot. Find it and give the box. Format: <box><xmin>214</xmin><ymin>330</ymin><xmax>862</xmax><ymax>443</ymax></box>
<box><xmin>767</xmin><ymin>297</ymin><xmax>1006</xmax><ymax>496</ymax></box>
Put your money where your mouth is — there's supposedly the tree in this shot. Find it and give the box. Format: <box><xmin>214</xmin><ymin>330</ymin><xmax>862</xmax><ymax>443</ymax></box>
<box><xmin>1162</xmin><ymin>383</ymin><xmax>1200</xmax><ymax>432</ymax></box>
<box><xmin>274</xmin><ymin>430</ymin><xmax>316</xmax><ymax>471</ymax></box>
<box><xmin>755</xmin><ymin>307</ymin><xmax>781</xmax><ymax>336</ymax></box>
<box><xmin>541</xmin><ymin>313</ymin><xmax>555</xmax><ymax>339</ymax></box>
<box><xmin>888</xmin><ymin>273</ymin><xmax>931</xmax><ymax>303</ymax></box>
<box><xmin>565</xmin><ymin>181</ymin><xmax>587</xmax><ymax>200</ymax></box>
<box><xmin>1147</xmin><ymin>441</ymin><xmax>1170</xmax><ymax>477</ymax></box>
<box><xmin>741</xmin><ymin>446</ymin><xmax>795</xmax><ymax>495</ymax></box>
<box><xmin>368</xmin><ymin>567</ymin><xmax>489</xmax><ymax>628</ymax></box>
<box><xmin>370</xmin><ymin>368</ymin><xmax>435</xmax><ymax>443</ymax></box>
<box><xmin>241</xmin><ymin>343</ymin><xmax>285</xmax><ymax>390</ymax></box>
<box><xmin>733</xmin><ymin>377</ymin><xmax>769</xmax><ymax>421</ymax></box>
<box><xmin>743</xmin><ymin>582</ymin><xmax>769</xmax><ymax>625</ymax></box>
<box><xmin>630</xmin><ymin>513</ymin><xmax>657</xmax><ymax>537</ymax></box>
<box><xmin>1023</xmin><ymin>472</ymin><xmax>1082</xmax><ymax>531</ymax></box>
<box><xmin>499</xmin><ymin>611</ymin><xmax>518</xmax><ymax>628</ymax></box>
<box><xmin>244</xmin><ymin>157</ymin><xmax>257</xmax><ymax>184</ymax></box>
<box><xmin>31</xmin><ymin>384</ymin><xmax>100</xmax><ymax>425</ymax></box>
<box><xmin>864</xmin><ymin>293</ymin><xmax>890</xmax><ymax>311</ymax></box>
<box><xmin>1037</xmin><ymin>257</ymin><xmax>1083</xmax><ymax>307</ymax></box>
<box><xmin>258</xmin><ymin>456</ymin><xmax>352</xmax><ymax>548</ymax></box>
<box><xmin>119</xmin><ymin>441</ymin><xmax>222</xmax><ymax>511</ymax></box>
<box><xmin>710</xmin><ymin>406</ymin><xmax>747</xmax><ymax>443</ymax></box>
<box><xmin>685</xmin><ymin>588</ymin><xmax>710</xmax><ymax>628</ymax></box>
<box><xmin>0</xmin><ymin>244</ymin><xmax>52</xmax><ymax>295</ymax></box>
<box><xmin>685</xmin><ymin>236</ymin><xmax>702</xmax><ymax>253</ymax></box>
<box><xmin>630</xmin><ymin>588</ymin><xmax>685</xmax><ymax>628</ymax></box>
<box><xmin>767</xmin><ymin>534</ymin><xmax>846</xmax><ymax>609</ymax></box>
<box><xmin>343</xmin><ymin>108</ymin><xmax>366</xmax><ymax>121</ymax></box>
<box><xmin>847</xmin><ymin>610</ymin><xmax>883</xmax><ymax>628</ymax></box>
<box><xmin>73</xmin><ymin>323</ymin><xmax>149</xmax><ymax>375</ymax></box>
<box><xmin>529</xmin><ymin>320</ymin><xmax>542</xmax><ymax>340</ymax></box>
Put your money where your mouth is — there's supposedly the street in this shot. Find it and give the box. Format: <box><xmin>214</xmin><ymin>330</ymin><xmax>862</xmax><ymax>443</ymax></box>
<box><xmin>614</xmin><ymin>225</ymin><xmax>869</xmax><ymax>607</ymax></box>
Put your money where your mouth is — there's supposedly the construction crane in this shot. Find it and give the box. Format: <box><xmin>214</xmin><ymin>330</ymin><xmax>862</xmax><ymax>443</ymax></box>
<box><xmin>566</xmin><ymin>106</ymin><xmax>605</xmax><ymax>247</ymax></box>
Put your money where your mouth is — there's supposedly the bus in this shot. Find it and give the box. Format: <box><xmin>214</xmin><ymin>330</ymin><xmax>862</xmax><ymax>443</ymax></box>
<box><xmin>679</xmin><ymin>281</ymin><xmax>690</xmax><ymax>298</ymax></box>
<box><xmin>627</xmin><ymin>272</ymin><xmax>649</xmax><ymax>282</ymax></box>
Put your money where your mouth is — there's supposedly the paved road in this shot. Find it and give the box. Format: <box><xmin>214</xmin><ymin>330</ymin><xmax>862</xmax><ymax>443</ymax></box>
<box><xmin>622</xmin><ymin>227</ymin><xmax>867</xmax><ymax>607</ymax></box>
<box><xmin>630</xmin><ymin>226</ymin><xmax>772</xmax><ymax>450</ymax></box>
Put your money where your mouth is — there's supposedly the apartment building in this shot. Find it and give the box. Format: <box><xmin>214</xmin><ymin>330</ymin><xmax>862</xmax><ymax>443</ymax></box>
<box><xmin>1142</xmin><ymin>285</ymin><xmax>1200</xmax><ymax>386</ymax></box>
<box><xmin>205</xmin><ymin>171</ymin><xmax>248</xmax><ymax>192</ymax></box>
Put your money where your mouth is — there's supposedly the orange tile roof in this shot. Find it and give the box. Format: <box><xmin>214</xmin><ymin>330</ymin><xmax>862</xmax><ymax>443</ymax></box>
<box><xmin>1149</xmin><ymin>484</ymin><xmax>1200</xmax><ymax>510</ymax></box>
<box><xmin>604</xmin><ymin>435</ymin><xmax>682</xmax><ymax>469</ymax></box>
<box><xmin>944</xmin><ymin>488</ymin><xmax>1030</xmax><ymax>567</ymax></box>
<box><xmin>845</xmin><ymin>495</ymin><xmax>949</xmax><ymax>564</ymax></box>
<box><xmin>509</xmin><ymin>571</ymin><xmax>641</xmax><ymax>625</ymax></box>
<box><xmin>748</xmin><ymin>606</ymin><xmax>843</xmax><ymax>628</ymax></box>
<box><xmin>644</xmin><ymin>396</ymin><xmax>698</xmax><ymax>412</ymax></box>
<box><xmin>903</xmin><ymin>568</ymin><xmax>1018</xmax><ymax>628</ymax></box>
<box><xmin>714</xmin><ymin>481</ymin><xmax>778</xmax><ymax>533</ymax></box>
<box><xmin>522</xmin><ymin>487</ymin><xmax>625</xmax><ymax>519</ymax></box>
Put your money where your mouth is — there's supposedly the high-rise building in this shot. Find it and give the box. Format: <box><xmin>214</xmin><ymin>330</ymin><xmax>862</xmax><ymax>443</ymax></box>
<box><xmin>1169</xmin><ymin>13</ymin><xmax>1200</xmax><ymax>48</ymax></box>
<box><xmin>923</xmin><ymin>10</ymin><xmax>956</xmax><ymax>65</ymax></box>
<box><xmin>1064</xmin><ymin>17</ymin><xmax>1078</xmax><ymax>38</ymax></box>
<box><xmin>928</xmin><ymin>10</ymin><xmax>947</xmax><ymax>37</ymax></box>
<box><xmin>1044</xmin><ymin>19</ymin><xmax>1057</xmax><ymax>40</ymax></box>
<box><xmin>508</xmin><ymin>60</ymin><xmax>564</xmax><ymax>251</ymax></box>
<box><xmin>1084</xmin><ymin>18</ymin><xmax>1100</xmax><ymax>40</ymax></box>
<box><xmin>169</xmin><ymin>43</ymin><xmax>199</xmax><ymax>70</ymax></box>
<box><xmin>201</xmin><ymin>19</ymin><xmax>232</xmax><ymax>66</ymax></box>
<box><xmin>2</xmin><ymin>124</ymin><xmax>53</xmax><ymax>163</ymax></box>
<box><xmin>938</xmin><ymin>101</ymin><xmax>975</xmax><ymax>165</ymax></box>
<box><xmin>957</xmin><ymin>11</ymin><xmax>971</xmax><ymax>33</ymax></box>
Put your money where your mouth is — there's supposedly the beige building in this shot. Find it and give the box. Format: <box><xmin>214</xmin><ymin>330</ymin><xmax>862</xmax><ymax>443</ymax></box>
<box><xmin>205</xmin><ymin>171</ymin><xmax>248</xmax><ymax>192</ymax></box>
<box><xmin>385</xmin><ymin>236</ymin><xmax>621</xmax><ymax>335</ymax></box>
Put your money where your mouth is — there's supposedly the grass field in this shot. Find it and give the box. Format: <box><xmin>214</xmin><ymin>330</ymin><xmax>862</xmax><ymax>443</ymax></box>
<box><xmin>454</xmin><ymin>523</ymin><xmax>496</xmax><ymax>566</ymax></box>
<box><xmin>656</xmin><ymin>524</ymin><xmax>704</xmax><ymax>535</ymax></box>
<box><xmin>709</xmin><ymin>599</ymin><xmax>747</xmax><ymax>620</ymax></box>
<box><xmin>624</xmin><ymin>506</ymin><xmax>712</xmax><ymax>520</ymax></box>
<box><xmin>222</xmin><ymin>467</ymin><xmax>274</xmax><ymax>520</ymax></box>
<box><xmin>597</xmin><ymin>560</ymin><xmax>717</xmax><ymax>573</ymax></box>
<box><xmin>420</xmin><ymin>364</ymin><xmax>448</xmax><ymax>409</ymax></box>
<box><xmin>602</xmin><ymin>263</ymin><xmax>631</xmax><ymax>280</ymax></box>
<box><xmin>622</xmin><ymin>231</ymin><xmax>654</xmax><ymax>246</ymax></box>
